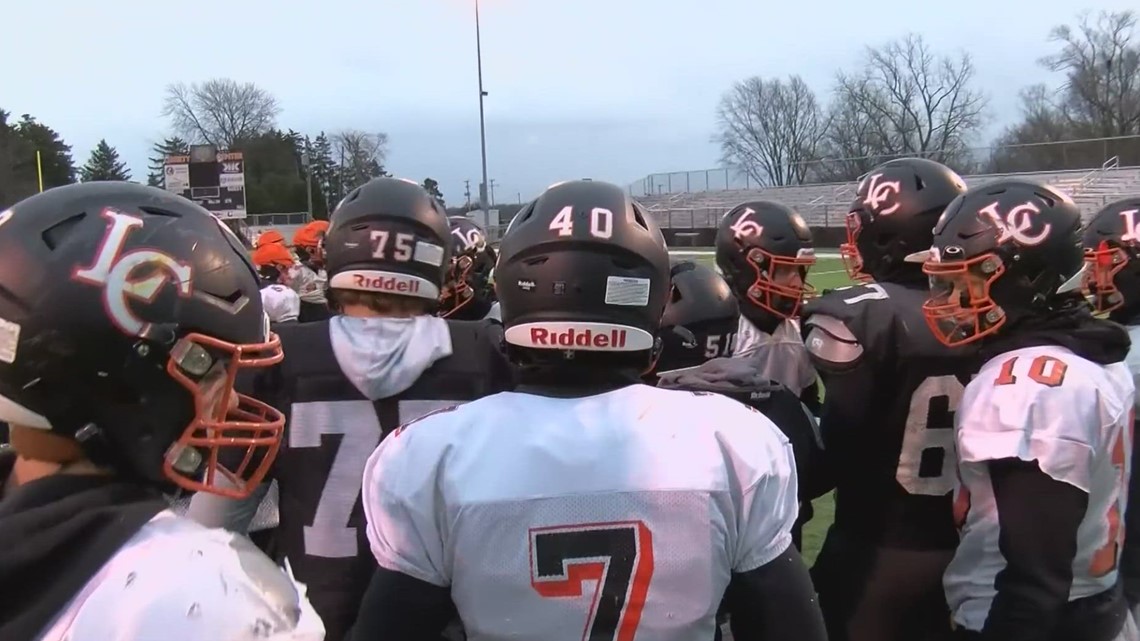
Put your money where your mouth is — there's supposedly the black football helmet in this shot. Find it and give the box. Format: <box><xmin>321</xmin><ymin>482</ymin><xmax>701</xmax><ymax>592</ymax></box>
<box><xmin>656</xmin><ymin>260</ymin><xmax>740</xmax><ymax>373</ymax></box>
<box><xmin>325</xmin><ymin>177</ymin><xmax>451</xmax><ymax>304</ymax></box>
<box><xmin>841</xmin><ymin>158</ymin><xmax>967</xmax><ymax>283</ymax></box>
<box><xmin>913</xmin><ymin>180</ymin><xmax>1085</xmax><ymax>347</ymax></box>
<box><xmin>1081</xmin><ymin>197</ymin><xmax>1140</xmax><ymax>320</ymax></box>
<box><xmin>441</xmin><ymin>216</ymin><xmax>497</xmax><ymax>319</ymax></box>
<box><xmin>715</xmin><ymin>201</ymin><xmax>815</xmax><ymax>328</ymax></box>
<box><xmin>495</xmin><ymin>180</ymin><xmax>670</xmax><ymax>370</ymax></box>
<box><xmin>0</xmin><ymin>182</ymin><xmax>283</xmax><ymax>498</ymax></box>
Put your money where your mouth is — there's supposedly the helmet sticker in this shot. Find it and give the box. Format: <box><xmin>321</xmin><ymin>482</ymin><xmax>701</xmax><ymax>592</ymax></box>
<box><xmin>0</xmin><ymin>316</ymin><xmax>19</xmax><ymax>364</ymax></box>
<box><xmin>72</xmin><ymin>209</ymin><xmax>195</xmax><ymax>337</ymax></box>
<box><xmin>978</xmin><ymin>201</ymin><xmax>1052</xmax><ymax>246</ymax></box>
<box><xmin>604</xmin><ymin>276</ymin><xmax>651</xmax><ymax>306</ymax></box>
<box><xmin>861</xmin><ymin>173</ymin><xmax>902</xmax><ymax>215</ymax></box>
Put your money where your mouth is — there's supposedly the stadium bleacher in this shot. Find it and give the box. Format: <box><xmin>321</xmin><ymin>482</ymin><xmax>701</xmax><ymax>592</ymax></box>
<box><xmin>637</xmin><ymin>159</ymin><xmax>1140</xmax><ymax>229</ymax></box>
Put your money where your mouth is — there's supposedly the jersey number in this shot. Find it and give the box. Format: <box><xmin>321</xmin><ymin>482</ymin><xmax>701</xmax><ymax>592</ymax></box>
<box><xmin>705</xmin><ymin>332</ymin><xmax>737</xmax><ymax>359</ymax></box>
<box><xmin>897</xmin><ymin>375</ymin><xmax>966</xmax><ymax>495</ymax></box>
<box><xmin>841</xmin><ymin>283</ymin><xmax>889</xmax><ymax>305</ymax></box>
<box><xmin>994</xmin><ymin>354</ymin><xmax>1068</xmax><ymax>387</ymax></box>
<box><xmin>289</xmin><ymin>399</ymin><xmax>457</xmax><ymax>558</ymax></box>
<box><xmin>1091</xmin><ymin>410</ymin><xmax>1132</xmax><ymax>577</ymax></box>
<box><xmin>549</xmin><ymin>205</ymin><xmax>613</xmax><ymax>239</ymax></box>
<box><xmin>530</xmin><ymin>521</ymin><xmax>654</xmax><ymax>641</ymax></box>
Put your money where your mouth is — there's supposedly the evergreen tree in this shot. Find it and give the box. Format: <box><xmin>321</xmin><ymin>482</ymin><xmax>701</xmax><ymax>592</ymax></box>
<box><xmin>309</xmin><ymin>132</ymin><xmax>339</xmax><ymax>213</ymax></box>
<box><xmin>14</xmin><ymin>114</ymin><xmax>76</xmax><ymax>188</ymax></box>
<box><xmin>0</xmin><ymin>109</ymin><xmax>37</xmax><ymax>206</ymax></box>
<box><xmin>79</xmin><ymin>139</ymin><xmax>132</xmax><ymax>182</ymax></box>
<box><xmin>146</xmin><ymin>137</ymin><xmax>189</xmax><ymax>188</ymax></box>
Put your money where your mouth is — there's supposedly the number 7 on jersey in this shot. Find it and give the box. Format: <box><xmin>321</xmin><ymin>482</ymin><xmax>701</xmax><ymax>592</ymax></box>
<box><xmin>529</xmin><ymin>521</ymin><xmax>654</xmax><ymax>641</ymax></box>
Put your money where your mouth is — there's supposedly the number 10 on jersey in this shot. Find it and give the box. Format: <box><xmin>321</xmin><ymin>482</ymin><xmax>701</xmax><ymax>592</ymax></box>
<box><xmin>529</xmin><ymin>521</ymin><xmax>654</xmax><ymax>641</ymax></box>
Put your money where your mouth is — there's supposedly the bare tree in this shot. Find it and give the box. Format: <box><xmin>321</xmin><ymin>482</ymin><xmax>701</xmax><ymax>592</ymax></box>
<box><xmin>714</xmin><ymin>75</ymin><xmax>829</xmax><ymax>187</ymax></box>
<box><xmin>823</xmin><ymin>34</ymin><xmax>988</xmax><ymax>176</ymax></box>
<box><xmin>161</xmin><ymin>79</ymin><xmax>280</xmax><ymax>148</ymax></box>
<box><xmin>987</xmin><ymin>85</ymin><xmax>1078</xmax><ymax>172</ymax></box>
<box><xmin>1042</xmin><ymin>10</ymin><xmax>1140</xmax><ymax>138</ymax></box>
<box><xmin>332</xmin><ymin>130</ymin><xmax>390</xmax><ymax>190</ymax></box>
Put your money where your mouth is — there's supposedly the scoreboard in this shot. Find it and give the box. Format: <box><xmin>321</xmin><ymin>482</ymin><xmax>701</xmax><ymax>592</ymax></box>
<box><xmin>163</xmin><ymin>144</ymin><xmax>247</xmax><ymax>220</ymax></box>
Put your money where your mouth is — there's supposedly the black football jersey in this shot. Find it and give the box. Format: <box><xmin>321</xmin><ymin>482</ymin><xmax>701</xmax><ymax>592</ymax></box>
<box><xmin>656</xmin><ymin>357</ymin><xmax>825</xmax><ymax>549</ymax></box>
<box><xmin>254</xmin><ymin>318</ymin><xmax>513</xmax><ymax>641</ymax></box>
<box><xmin>803</xmin><ymin>281</ymin><xmax>977</xmax><ymax>549</ymax></box>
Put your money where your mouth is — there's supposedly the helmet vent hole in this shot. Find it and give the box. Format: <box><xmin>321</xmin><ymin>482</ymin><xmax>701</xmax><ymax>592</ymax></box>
<box><xmin>915</xmin><ymin>176</ymin><xmax>926</xmax><ymax>191</ymax></box>
<box><xmin>632</xmin><ymin>204</ymin><xmax>650</xmax><ymax>230</ymax></box>
<box><xmin>523</xmin><ymin>256</ymin><xmax>548</xmax><ymax>267</ymax></box>
<box><xmin>200</xmin><ymin>289</ymin><xmax>247</xmax><ymax>307</ymax></box>
<box><xmin>670</xmin><ymin>286</ymin><xmax>683</xmax><ymax>304</ymax></box>
<box><xmin>611</xmin><ymin>257</ymin><xmax>639</xmax><ymax>270</ymax></box>
<box><xmin>41</xmin><ymin>213</ymin><xmax>87</xmax><ymax>250</ymax></box>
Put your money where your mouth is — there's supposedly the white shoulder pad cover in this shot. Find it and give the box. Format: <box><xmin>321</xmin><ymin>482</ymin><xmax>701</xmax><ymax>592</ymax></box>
<box><xmin>957</xmin><ymin>348</ymin><xmax>1133</xmax><ymax>492</ymax></box>
<box><xmin>803</xmin><ymin>314</ymin><xmax>864</xmax><ymax>370</ymax></box>
<box><xmin>43</xmin><ymin>514</ymin><xmax>324</xmax><ymax>641</ymax></box>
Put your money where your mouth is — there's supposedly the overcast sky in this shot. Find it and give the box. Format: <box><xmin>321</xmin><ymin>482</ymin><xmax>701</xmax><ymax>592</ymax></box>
<box><xmin>2</xmin><ymin>0</ymin><xmax>1132</xmax><ymax>206</ymax></box>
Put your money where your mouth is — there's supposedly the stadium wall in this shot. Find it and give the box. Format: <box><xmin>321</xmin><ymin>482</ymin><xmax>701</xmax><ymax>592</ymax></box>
<box><xmin>662</xmin><ymin>227</ymin><xmax>845</xmax><ymax>249</ymax></box>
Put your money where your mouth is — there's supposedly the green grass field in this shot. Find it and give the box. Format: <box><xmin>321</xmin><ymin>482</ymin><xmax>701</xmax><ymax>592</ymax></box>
<box><xmin>668</xmin><ymin>251</ymin><xmax>854</xmax><ymax>564</ymax></box>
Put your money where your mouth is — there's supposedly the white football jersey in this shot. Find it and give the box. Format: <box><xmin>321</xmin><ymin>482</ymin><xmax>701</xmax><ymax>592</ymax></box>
<box><xmin>1126</xmin><ymin>325</ymin><xmax>1140</xmax><ymax>399</ymax></box>
<box><xmin>262</xmin><ymin>284</ymin><xmax>301</xmax><ymax>324</ymax></box>
<box><xmin>362</xmin><ymin>384</ymin><xmax>798</xmax><ymax>641</ymax></box>
<box><xmin>38</xmin><ymin>511</ymin><xmax>324</xmax><ymax>641</ymax></box>
<box><xmin>944</xmin><ymin>345</ymin><xmax>1135</xmax><ymax>632</ymax></box>
<box><xmin>287</xmin><ymin>264</ymin><xmax>327</xmax><ymax>306</ymax></box>
<box><xmin>731</xmin><ymin>316</ymin><xmax>816</xmax><ymax>397</ymax></box>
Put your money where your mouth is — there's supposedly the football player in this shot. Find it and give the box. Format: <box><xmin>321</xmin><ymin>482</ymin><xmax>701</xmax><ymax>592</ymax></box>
<box><xmin>263</xmin><ymin>283</ymin><xmax>302</xmax><ymax>325</ymax></box>
<box><xmin>801</xmin><ymin>157</ymin><xmax>971</xmax><ymax>641</ymax></box>
<box><xmin>440</xmin><ymin>215</ymin><xmax>499</xmax><ymax>321</ymax></box>
<box><xmin>257</xmin><ymin>228</ymin><xmax>287</xmax><ymax>249</ymax></box>
<box><xmin>1082</xmin><ymin>196</ymin><xmax>1140</xmax><ymax>620</ymax></box>
<box><xmin>349</xmin><ymin>179</ymin><xmax>826</xmax><ymax>641</ymax></box>
<box><xmin>290</xmin><ymin>221</ymin><xmax>331</xmax><ymax>322</ymax></box>
<box><xmin>181</xmin><ymin>282</ymin><xmax>299</xmax><ymax>552</ymax></box>
<box><xmin>715</xmin><ymin>201</ymin><xmax>819</xmax><ymax>406</ymax></box>
<box><xmin>253</xmin><ymin>241</ymin><xmax>300</xmax><ymax>288</ymax></box>
<box><xmin>654</xmin><ymin>259</ymin><xmax>740</xmax><ymax>373</ymax></box>
<box><xmin>915</xmin><ymin>180</ymin><xmax>1135</xmax><ymax>640</ymax></box>
<box><xmin>190</xmin><ymin>176</ymin><xmax>514</xmax><ymax>641</ymax></box>
<box><xmin>0</xmin><ymin>182</ymin><xmax>323</xmax><ymax>641</ymax></box>
<box><xmin>654</xmin><ymin>259</ymin><xmax>825</xmax><ymax>549</ymax></box>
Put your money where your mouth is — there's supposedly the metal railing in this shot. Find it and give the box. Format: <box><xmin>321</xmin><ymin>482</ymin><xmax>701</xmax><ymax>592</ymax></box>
<box><xmin>630</xmin><ymin>135</ymin><xmax>1140</xmax><ymax>198</ymax></box>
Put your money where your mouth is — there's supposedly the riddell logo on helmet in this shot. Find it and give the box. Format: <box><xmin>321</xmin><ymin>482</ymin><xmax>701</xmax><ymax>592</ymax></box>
<box><xmin>505</xmin><ymin>322</ymin><xmax>655</xmax><ymax>352</ymax></box>
<box><xmin>530</xmin><ymin>326</ymin><xmax>627</xmax><ymax>349</ymax></box>
<box><xmin>329</xmin><ymin>269</ymin><xmax>439</xmax><ymax>300</ymax></box>
<box><xmin>353</xmin><ymin>273</ymin><xmax>419</xmax><ymax>294</ymax></box>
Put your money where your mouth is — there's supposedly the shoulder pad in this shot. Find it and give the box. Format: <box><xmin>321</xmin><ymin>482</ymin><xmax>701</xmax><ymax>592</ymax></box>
<box><xmin>227</xmin><ymin>535</ymin><xmax>303</xmax><ymax>626</ymax></box>
<box><xmin>803</xmin><ymin>314</ymin><xmax>864</xmax><ymax>372</ymax></box>
<box><xmin>485</xmin><ymin>301</ymin><xmax>502</xmax><ymax>322</ymax></box>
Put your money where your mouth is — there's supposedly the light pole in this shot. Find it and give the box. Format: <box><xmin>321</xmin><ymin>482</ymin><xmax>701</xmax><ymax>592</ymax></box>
<box><xmin>475</xmin><ymin>0</ymin><xmax>490</xmax><ymax>230</ymax></box>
